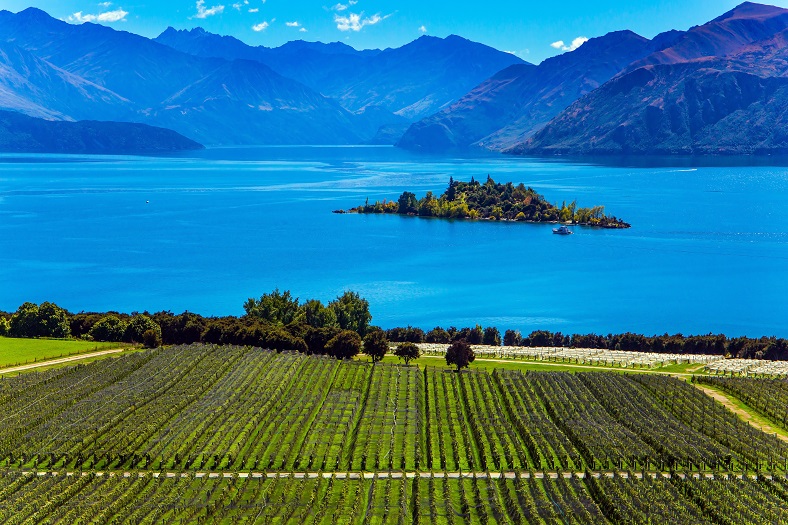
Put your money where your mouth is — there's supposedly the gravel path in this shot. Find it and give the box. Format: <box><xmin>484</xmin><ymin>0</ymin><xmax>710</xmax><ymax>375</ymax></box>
<box><xmin>0</xmin><ymin>348</ymin><xmax>126</xmax><ymax>375</ymax></box>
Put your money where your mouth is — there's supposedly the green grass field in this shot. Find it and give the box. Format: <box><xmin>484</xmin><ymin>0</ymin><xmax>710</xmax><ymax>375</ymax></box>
<box><xmin>0</xmin><ymin>337</ymin><xmax>127</xmax><ymax>368</ymax></box>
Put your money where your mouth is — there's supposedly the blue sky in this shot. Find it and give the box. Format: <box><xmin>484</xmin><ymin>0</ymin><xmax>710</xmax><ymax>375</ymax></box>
<box><xmin>4</xmin><ymin>0</ymin><xmax>788</xmax><ymax>62</ymax></box>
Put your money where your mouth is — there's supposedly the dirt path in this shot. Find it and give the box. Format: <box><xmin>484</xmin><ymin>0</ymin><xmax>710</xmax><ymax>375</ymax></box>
<box><xmin>0</xmin><ymin>348</ymin><xmax>126</xmax><ymax>375</ymax></box>
<box><xmin>694</xmin><ymin>384</ymin><xmax>788</xmax><ymax>443</ymax></box>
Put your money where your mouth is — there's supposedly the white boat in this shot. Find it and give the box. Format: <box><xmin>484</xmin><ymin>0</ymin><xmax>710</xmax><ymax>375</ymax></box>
<box><xmin>552</xmin><ymin>225</ymin><xmax>573</xmax><ymax>235</ymax></box>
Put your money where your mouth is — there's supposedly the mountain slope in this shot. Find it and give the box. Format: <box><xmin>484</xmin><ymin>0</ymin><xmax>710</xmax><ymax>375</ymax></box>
<box><xmin>513</xmin><ymin>3</ymin><xmax>788</xmax><ymax>156</ymax></box>
<box><xmin>0</xmin><ymin>8</ymin><xmax>366</xmax><ymax>145</ymax></box>
<box><xmin>0</xmin><ymin>110</ymin><xmax>203</xmax><ymax>154</ymax></box>
<box><xmin>0</xmin><ymin>41</ymin><xmax>130</xmax><ymax>121</ymax></box>
<box><xmin>397</xmin><ymin>30</ymin><xmax>658</xmax><ymax>152</ymax></box>
<box><xmin>155</xmin><ymin>29</ymin><xmax>525</xmax><ymax>121</ymax></box>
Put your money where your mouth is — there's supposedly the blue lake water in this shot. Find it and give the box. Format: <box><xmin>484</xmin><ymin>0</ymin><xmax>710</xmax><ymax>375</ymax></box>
<box><xmin>1</xmin><ymin>146</ymin><xmax>787</xmax><ymax>337</ymax></box>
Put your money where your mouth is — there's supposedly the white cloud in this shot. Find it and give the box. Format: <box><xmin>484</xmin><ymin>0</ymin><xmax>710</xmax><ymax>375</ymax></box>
<box><xmin>551</xmin><ymin>36</ymin><xmax>588</xmax><ymax>52</ymax></box>
<box><xmin>252</xmin><ymin>21</ymin><xmax>269</xmax><ymax>31</ymax></box>
<box><xmin>98</xmin><ymin>2</ymin><xmax>113</xmax><ymax>7</ymax></box>
<box><xmin>332</xmin><ymin>1</ymin><xmax>357</xmax><ymax>12</ymax></box>
<box><xmin>67</xmin><ymin>8</ymin><xmax>128</xmax><ymax>23</ymax></box>
<box><xmin>286</xmin><ymin>21</ymin><xmax>300</xmax><ymax>27</ymax></box>
<box><xmin>249</xmin><ymin>8</ymin><xmax>259</xmax><ymax>12</ymax></box>
<box><xmin>335</xmin><ymin>12</ymin><xmax>389</xmax><ymax>32</ymax></box>
<box><xmin>418</xmin><ymin>25</ymin><xmax>427</xmax><ymax>33</ymax></box>
<box><xmin>193</xmin><ymin>0</ymin><xmax>225</xmax><ymax>19</ymax></box>
<box><xmin>300</xmin><ymin>27</ymin><xmax>307</xmax><ymax>32</ymax></box>
<box><xmin>232</xmin><ymin>0</ymin><xmax>249</xmax><ymax>11</ymax></box>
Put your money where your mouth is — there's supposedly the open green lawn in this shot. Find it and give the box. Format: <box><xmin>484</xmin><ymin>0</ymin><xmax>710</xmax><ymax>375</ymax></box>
<box><xmin>0</xmin><ymin>337</ymin><xmax>127</xmax><ymax>368</ymax></box>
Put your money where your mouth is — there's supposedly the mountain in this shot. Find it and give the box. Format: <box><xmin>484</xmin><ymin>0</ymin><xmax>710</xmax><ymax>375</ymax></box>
<box><xmin>0</xmin><ymin>41</ymin><xmax>131</xmax><ymax>121</ymax></box>
<box><xmin>513</xmin><ymin>3</ymin><xmax>788</xmax><ymax>156</ymax></box>
<box><xmin>0</xmin><ymin>8</ymin><xmax>366</xmax><ymax>145</ymax></box>
<box><xmin>397</xmin><ymin>30</ymin><xmax>663</xmax><ymax>152</ymax></box>
<box><xmin>155</xmin><ymin>28</ymin><xmax>526</xmax><ymax>121</ymax></box>
<box><xmin>0</xmin><ymin>110</ymin><xmax>203</xmax><ymax>154</ymax></box>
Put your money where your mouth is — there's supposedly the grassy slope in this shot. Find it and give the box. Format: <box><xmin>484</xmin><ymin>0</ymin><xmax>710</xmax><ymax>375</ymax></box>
<box><xmin>0</xmin><ymin>337</ymin><xmax>126</xmax><ymax>368</ymax></box>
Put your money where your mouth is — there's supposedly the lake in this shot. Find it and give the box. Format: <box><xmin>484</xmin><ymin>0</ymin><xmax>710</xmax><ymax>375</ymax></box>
<box><xmin>1</xmin><ymin>146</ymin><xmax>786</xmax><ymax>337</ymax></box>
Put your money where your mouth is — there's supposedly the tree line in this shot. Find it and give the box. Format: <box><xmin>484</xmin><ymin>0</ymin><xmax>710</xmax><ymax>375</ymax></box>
<box><xmin>384</xmin><ymin>325</ymin><xmax>788</xmax><ymax>361</ymax></box>
<box><xmin>3</xmin><ymin>296</ymin><xmax>786</xmax><ymax>362</ymax></box>
<box><xmin>348</xmin><ymin>176</ymin><xmax>630</xmax><ymax>228</ymax></box>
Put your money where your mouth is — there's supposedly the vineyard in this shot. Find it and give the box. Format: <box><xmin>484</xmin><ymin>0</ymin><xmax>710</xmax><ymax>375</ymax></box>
<box><xmin>0</xmin><ymin>344</ymin><xmax>787</xmax><ymax>522</ymax></box>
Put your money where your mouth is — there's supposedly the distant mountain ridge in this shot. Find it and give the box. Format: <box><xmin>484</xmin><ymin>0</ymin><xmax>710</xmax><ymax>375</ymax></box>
<box><xmin>397</xmin><ymin>30</ymin><xmax>664</xmax><ymax>152</ymax></box>
<box><xmin>0</xmin><ymin>110</ymin><xmax>203</xmax><ymax>154</ymax></box>
<box><xmin>154</xmin><ymin>28</ymin><xmax>526</xmax><ymax>121</ymax></box>
<box><xmin>400</xmin><ymin>1</ymin><xmax>788</xmax><ymax>157</ymax></box>
<box><xmin>514</xmin><ymin>2</ymin><xmax>788</xmax><ymax>156</ymax></box>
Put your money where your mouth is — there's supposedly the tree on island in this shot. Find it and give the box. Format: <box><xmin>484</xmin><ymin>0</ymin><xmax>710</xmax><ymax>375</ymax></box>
<box><xmin>363</xmin><ymin>329</ymin><xmax>389</xmax><ymax>363</ymax></box>
<box><xmin>394</xmin><ymin>342</ymin><xmax>421</xmax><ymax>366</ymax></box>
<box><xmin>445</xmin><ymin>340</ymin><xmax>475</xmax><ymax>372</ymax></box>
<box><xmin>326</xmin><ymin>330</ymin><xmax>362</xmax><ymax>360</ymax></box>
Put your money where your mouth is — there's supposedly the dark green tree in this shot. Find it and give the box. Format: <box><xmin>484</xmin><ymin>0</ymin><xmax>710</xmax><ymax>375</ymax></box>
<box><xmin>397</xmin><ymin>191</ymin><xmax>419</xmax><ymax>214</ymax></box>
<box><xmin>329</xmin><ymin>291</ymin><xmax>372</xmax><ymax>336</ymax></box>
<box><xmin>89</xmin><ymin>315</ymin><xmax>129</xmax><ymax>342</ymax></box>
<box><xmin>482</xmin><ymin>326</ymin><xmax>502</xmax><ymax>346</ymax></box>
<box><xmin>10</xmin><ymin>301</ymin><xmax>70</xmax><ymax>338</ymax></box>
<box><xmin>244</xmin><ymin>289</ymin><xmax>301</xmax><ymax>326</ymax></box>
<box><xmin>142</xmin><ymin>329</ymin><xmax>162</xmax><ymax>349</ymax></box>
<box><xmin>445</xmin><ymin>340</ymin><xmax>475</xmax><ymax>372</ymax></box>
<box><xmin>326</xmin><ymin>330</ymin><xmax>363</xmax><ymax>360</ymax></box>
<box><xmin>362</xmin><ymin>329</ymin><xmax>389</xmax><ymax>363</ymax></box>
<box><xmin>425</xmin><ymin>327</ymin><xmax>451</xmax><ymax>344</ymax></box>
<box><xmin>299</xmin><ymin>299</ymin><xmax>339</xmax><ymax>328</ymax></box>
<box><xmin>125</xmin><ymin>315</ymin><xmax>161</xmax><ymax>344</ymax></box>
<box><xmin>394</xmin><ymin>342</ymin><xmax>421</xmax><ymax>366</ymax></box>
<box><xmin>503</xmin><ymin>329</ymin><xmax>523</xmax><ymax>347</ymax></box>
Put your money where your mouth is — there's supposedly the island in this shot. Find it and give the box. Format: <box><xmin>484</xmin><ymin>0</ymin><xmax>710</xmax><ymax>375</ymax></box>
<box><xmin>343</xmin><ymin>176</ymin><xmax>631</xmax><ymax>229</ymax></box>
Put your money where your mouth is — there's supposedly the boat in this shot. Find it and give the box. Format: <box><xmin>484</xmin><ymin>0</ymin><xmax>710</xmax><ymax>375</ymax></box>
<box><xmin>552</xmin><ymin>225</ymin><xmax>573</xmax><ymax>235</ymax></box>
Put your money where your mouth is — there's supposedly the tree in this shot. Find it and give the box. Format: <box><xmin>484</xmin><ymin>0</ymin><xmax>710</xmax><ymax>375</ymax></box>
<box><xmin>482</xmin><ymin>327</ymin><xmax>501</xmax><ymax>346</ymax></box>
<box><xmin>89</xmin><ymin>315</ymin><xmax>129</xmax><ymax>342</ymax></box>
<box><xmin>0</xmin><ymin>317</ymin><xmax>9</xmax><ymax>337</ymax></box>
<box><xmin>363</xmin><ymin>329</ymin><xmax>389</xmax><ymax>363</ymax></box>
<box><xmin>503</xmin><ymin>329</ymin><xmax>523</xmax><ymax>347</ymax></box>
<box><xmin>10</xmin><ymin>301</ymin><xmax>70</xmax><ymax>338</ymax></box>
<box><xmin>244</xmin><ymin>289</ymin><xmax>301</xmax><ymax>326</ymax></box>
<box><xmin>394</xmin><ymin>342</ymin><xmax>421</xmax><ymax>366</ymax></box>
<box><xmin>397</xmin><ymin>191</ymin><xmax>419</xmax><ymax>214</ymax></box>
<box><xmin>125</xmin><ymin>315</ymin><xmax>161</xmax><ymax>344</ymax></box>
<box><xmin>329</xmin><ymin>291</ymin><xmax>372</xmax><ymax>336</ymax></box>
<box><xmin>298</xmin><ymin>299</ymin><xmax>339</xmax><ymax>329</ymax></box>
<box><xmin>142</xmin><ymin>329</ymin><xmax>162</xmax><ymax>349</ymax></box>
<box><xmin>445</xmin><ymin>340</ymin><xmax>475</xmax><ymax>372</ymax></box>
<box><xmin>425</xmin><ymin>327</ymin><xmax>450</xmax><ymax>344</ymax></box>
<box><xmin>325</xmin><ymin>330</ymin><xmax>362</xmax><ymax>360</ymax></box>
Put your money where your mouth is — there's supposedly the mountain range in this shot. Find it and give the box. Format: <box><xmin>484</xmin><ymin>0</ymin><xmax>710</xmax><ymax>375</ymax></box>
<box><xmin>0</xmin><ymin>8</ymin><xmax>522</xmax><ymax>147</ymax></box>
<box><xmin>0</xmin><ymin>3</ymin><xmax>786</xmax><ymax>155</ymax></box>
<box><xmin>401</xmin><ymin>2</ymin><xmax>788</xmax><ymax>156</ymax></box>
